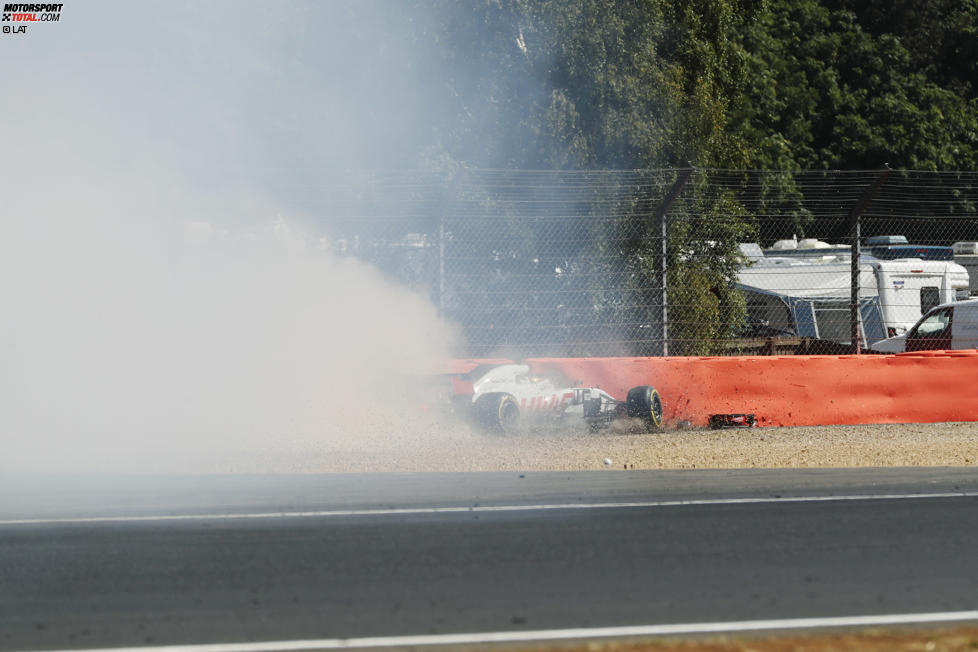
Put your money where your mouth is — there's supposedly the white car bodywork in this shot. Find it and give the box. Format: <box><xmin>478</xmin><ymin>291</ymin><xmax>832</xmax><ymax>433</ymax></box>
<box><xmin>457</xmin><ymin>363</ymin><xmax>662</xmax><ymax>433</ymax></box>
<box><xmin>472</xmin><ymin>364</ymin><xmax>619</xmax><ymax>417</ymax></box>
<box><xmin>470</xmin><ymin>364</ymin><xmax>620</xmax><ymax>420</ymax></box>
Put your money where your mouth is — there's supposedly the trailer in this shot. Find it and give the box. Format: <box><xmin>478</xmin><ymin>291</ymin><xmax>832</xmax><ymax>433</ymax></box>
<box><xmin>737</xmin><ymin>251</ymin><xmax>970</xmax><ymax>346</ymax></box>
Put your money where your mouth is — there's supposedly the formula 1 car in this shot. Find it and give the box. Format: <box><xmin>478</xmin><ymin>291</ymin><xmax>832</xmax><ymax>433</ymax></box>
<box><xmin>449</xmin><ymin>363</ymin><xmax>662</xmax><ymax>434</ymax></box>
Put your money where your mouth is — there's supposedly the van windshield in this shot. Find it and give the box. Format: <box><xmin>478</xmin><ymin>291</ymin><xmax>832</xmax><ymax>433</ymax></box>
<box><xmin>915</xmin><ymin>308</ymin><xmax>951</xmax><ymax>336</ymax></box>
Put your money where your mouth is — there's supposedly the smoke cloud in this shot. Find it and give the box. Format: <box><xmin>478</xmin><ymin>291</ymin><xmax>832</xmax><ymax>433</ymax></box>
<box><xmin>0</xmin><ymin>1</ymin><xmax>462</xmax><ymax>473</ymax></box>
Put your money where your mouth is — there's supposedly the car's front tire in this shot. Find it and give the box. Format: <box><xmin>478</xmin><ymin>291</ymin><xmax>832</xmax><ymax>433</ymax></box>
<box><xmin>474</xmin><ymin>392</ymin><xmax>521</xmax><ymax>435</ymax></box>
<box><xmin>626</xmin><ymin>385</ymin><xmax>663</xmax><ymax>429</ymax></box>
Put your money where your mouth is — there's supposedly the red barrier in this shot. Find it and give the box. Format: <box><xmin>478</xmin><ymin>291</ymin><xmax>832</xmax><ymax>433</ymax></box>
<box><xmin>526</xmin><ymin>351</ymin><xmax>978</xmax><ymax>427</ymax></box>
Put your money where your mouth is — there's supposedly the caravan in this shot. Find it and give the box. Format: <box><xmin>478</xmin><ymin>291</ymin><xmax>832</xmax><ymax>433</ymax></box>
<box><xmin>738</xmin><ymin>247</ymin><xmax>970</xmax><ymax>346</ymax></box>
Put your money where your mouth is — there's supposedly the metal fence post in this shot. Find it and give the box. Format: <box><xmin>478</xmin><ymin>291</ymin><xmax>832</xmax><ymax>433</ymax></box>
<box><xmin>850</xmin><ymin>214</ymin><xmax>861</xmax><ymax>353</ymax></box>
<box><xmin>842</xmin><ymin>167</ymin><xmax>891</xmax><ymax>354</ymax></box>
<box><xmin>654</xmin><ymin>168</ymin><xmax>694</xmax><ymax>356</ymax></box>
<box><xmin>660</xmin><ymin>206</ymin><xmax>669</xmax><ymax>357</ymax></box>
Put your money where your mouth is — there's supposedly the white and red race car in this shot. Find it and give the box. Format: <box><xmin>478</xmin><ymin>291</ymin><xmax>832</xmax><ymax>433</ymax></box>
<box><xmin>449</xmin><ymin>363</ymin><xmax>662</xmax><ymax>434</ymax></box>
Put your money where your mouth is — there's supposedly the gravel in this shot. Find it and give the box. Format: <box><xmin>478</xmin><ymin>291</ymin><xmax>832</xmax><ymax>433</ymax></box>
<box><xmin>200</xmin><ymin>420</ymin><xmax>978</xmax><ymax>474</ymax></box>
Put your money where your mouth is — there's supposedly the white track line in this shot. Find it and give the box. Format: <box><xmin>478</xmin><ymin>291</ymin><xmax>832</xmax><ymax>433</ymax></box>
<box><xmin>17</xmin><ymin>610</ymin><xmax>978</xmax><ymax>652</ymax></box>
<box><xmin>2</xmin><ymin>492</ymin><xmax>977</xmax><ymax>526</ymax></box>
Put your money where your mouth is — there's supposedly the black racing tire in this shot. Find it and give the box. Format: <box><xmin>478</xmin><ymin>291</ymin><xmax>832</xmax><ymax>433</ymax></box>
<box><xmin>626</xmin><ymin>385</ymin><xmax>663</xmax><ymax>429</ymax></box>
<box><xmin>474</xmin><ymin>392</ymin><xmax>521</xmax><ymax>435</ymax></box>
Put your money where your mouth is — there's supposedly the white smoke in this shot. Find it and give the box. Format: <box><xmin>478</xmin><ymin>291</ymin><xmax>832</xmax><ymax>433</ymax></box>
<box><xmin>0</xmin><ymin>165</ymin><xmax>459</xmax><ymax>473</ymax></box>
<box><xmin>0</xmin><ymin>2</ymin><xmax>471</xmax><ymax>473</ymax></box>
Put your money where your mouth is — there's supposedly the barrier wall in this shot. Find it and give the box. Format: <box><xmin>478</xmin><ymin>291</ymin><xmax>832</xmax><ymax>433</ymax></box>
<box><xmin>526</xmin><ymin>351</ymin><xmax>978</xmax><ymax>427</ymax></box>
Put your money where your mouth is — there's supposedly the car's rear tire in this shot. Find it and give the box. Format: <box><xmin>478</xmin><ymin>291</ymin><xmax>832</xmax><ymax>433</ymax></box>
<box><xmin>474</xmin><ymin>392</ymin><xmax>521</xmax><ymax>435</ymax></box>
<box><xmin>626</xmin><ymin>385</ymin><xmax>663</xmax><ymax>429</ymax></box>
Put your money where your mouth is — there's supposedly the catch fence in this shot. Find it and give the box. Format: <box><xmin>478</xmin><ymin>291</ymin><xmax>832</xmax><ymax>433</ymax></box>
<box><xmin>318</xmin><ymin>168</ymin><xmax>978</xmax><ymax>357</ymax></box>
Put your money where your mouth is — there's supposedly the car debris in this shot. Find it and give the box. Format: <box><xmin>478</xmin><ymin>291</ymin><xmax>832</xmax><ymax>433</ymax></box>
<box><xmin>708</xmin><ymin>413</ymin><xmax>756</xmax><ymax>429</ymax></box>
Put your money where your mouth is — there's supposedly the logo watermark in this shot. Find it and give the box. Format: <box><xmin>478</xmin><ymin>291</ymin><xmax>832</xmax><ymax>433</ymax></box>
<box><xmin>3</xmin><ymin>3</ymin><xmax>64</xmax><ymax>36</ymax></box>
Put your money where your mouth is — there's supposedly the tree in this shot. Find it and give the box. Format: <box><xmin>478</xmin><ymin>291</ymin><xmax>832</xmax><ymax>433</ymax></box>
<box><xmin>415</xmin><ymin>1</ymin><xmax>764</xmax><ymax>354</ymax></box>
<box><xmin>733</xmin><ymin>0</ymin><xmax>978</xmax><ymax>171</ymax></box>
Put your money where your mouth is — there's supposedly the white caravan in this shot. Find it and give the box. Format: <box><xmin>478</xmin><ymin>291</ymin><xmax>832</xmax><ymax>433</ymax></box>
<box><xmin>738</xmin><ymin>252</ymin><xmax>970</xmax><ymax>343</ymax></box>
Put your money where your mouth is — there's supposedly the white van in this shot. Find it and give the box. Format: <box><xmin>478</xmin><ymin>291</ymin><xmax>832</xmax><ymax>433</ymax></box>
<box><xmin>870</xmin><ymin>298</ymin><xmax>978</xmax><ymax>353</ymax></box>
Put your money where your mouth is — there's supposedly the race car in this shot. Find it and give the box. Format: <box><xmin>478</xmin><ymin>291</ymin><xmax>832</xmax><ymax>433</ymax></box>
<box><xmin>449</xmin><ymin>363</ymin><xmax>663</xmax><ymax>434</ymax></box>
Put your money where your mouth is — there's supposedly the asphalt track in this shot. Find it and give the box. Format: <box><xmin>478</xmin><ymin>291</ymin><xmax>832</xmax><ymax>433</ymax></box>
<box><xmin>2</xmin><ymin>468</ymin><xmax>978</xmax><ymax>651</ymax></box>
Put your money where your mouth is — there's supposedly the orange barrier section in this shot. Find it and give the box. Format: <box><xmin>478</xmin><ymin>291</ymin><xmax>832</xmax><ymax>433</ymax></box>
<box><xmin>526</xmin><ymin>351</ymin><xmax>978</xmax><ymax>427</ymax></box>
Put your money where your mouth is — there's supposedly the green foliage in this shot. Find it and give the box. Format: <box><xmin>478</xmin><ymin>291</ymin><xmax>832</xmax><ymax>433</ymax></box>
<box><xmin>664</xmin><ymin>187</ymin><xmax>756</xmax><ymax>354</ymax></box>
<box><xmin>826</xmin><ymin>0</ymin><xmax>978</xmax><ymax>100</ymax></box>
<box><xmin>734</xmin><ymin>0</ymin><xmax>978</xmax><ymax>170</ymax></box>
<box><xmin>421</xmin><ymin>0</ymin><xmax>978</xmax><ymax>172</ymax></box>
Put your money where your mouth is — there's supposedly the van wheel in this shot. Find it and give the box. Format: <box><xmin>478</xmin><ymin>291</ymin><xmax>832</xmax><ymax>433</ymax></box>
<box><xmin>626</xmin><ymin>386</ymin><xmax>663</xmax><ymax>429</ymax></box>
<box><xmin>474</xmin><ymin>393</ymin><xmax>521</xmax><ymax>435</ymax></box>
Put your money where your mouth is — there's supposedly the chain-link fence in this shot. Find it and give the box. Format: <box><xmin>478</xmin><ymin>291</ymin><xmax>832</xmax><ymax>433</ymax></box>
<box><xmin>317</xmin><ymin>169</ymin><xmax>978</xmax><ymax>357</ymax></box>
